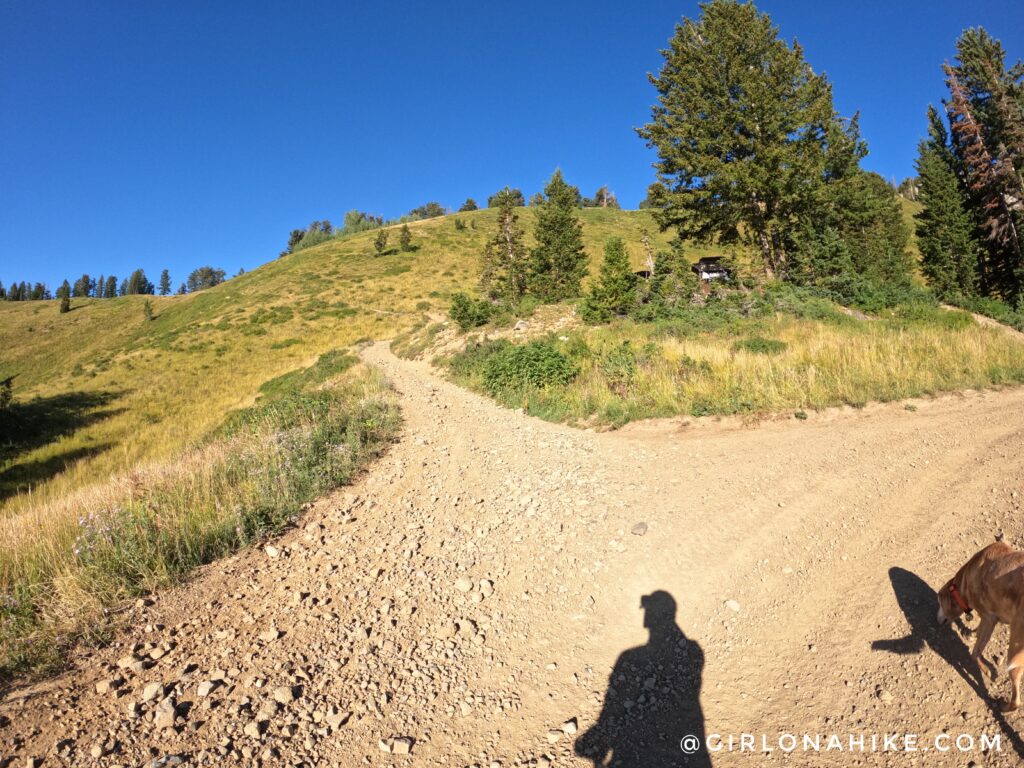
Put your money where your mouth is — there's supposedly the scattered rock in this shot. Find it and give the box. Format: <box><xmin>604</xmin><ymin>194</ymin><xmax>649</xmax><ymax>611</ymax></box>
<box><xmin>392</xmin><ymin>736</ymin><xmax>414</xmax><ymax>755</ymax></box>
<box><xmin>546</xmin><ymin>729</ymin><xmax>562</xmax><ymax>744</ymax></box>
<box><xmin>197</xmin><ymin>680</ymin><xmax>217</xmax><ymax>697</ymax></box>
<box><xmin>630</xmin><ymin>522</ymin><xmax>648</xmax><ymax>536</ymax></box>
<box><xmin>455</xmin><ymin>576</ymin><xmax>474</xmax><ymax>593</ymax></box>
<box><xmin>724</xmin><ymin>599</ymin><xmax>741</xmax><ymax>613</ymax></box>
<box><xmin>142</xmin><ymin>681</ymin><xmax>165</xmax><ymax>702</ymax></box>
<box><xmin>562</xmin><ymin>718</ymin><xmax>578</xmax><ymax>735</ymax></box>
<box><xmin>273</xmin><ymin>685</ymin><xmax>297</xmax><ymax>704</ymax></box>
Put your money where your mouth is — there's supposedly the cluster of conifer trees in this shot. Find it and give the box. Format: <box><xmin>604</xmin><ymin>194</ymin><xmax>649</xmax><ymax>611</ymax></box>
<box><xmin>914</xmin><ymin>29</ymin><xmax>1023</xmax><ymax>307</ymax></box>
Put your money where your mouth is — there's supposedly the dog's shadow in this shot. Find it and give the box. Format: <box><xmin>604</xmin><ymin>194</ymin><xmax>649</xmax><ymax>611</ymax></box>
<box><xmin>872</xmin><ymin>567</ymin><xmax>1024</xmax><ymax>757</ymax></box>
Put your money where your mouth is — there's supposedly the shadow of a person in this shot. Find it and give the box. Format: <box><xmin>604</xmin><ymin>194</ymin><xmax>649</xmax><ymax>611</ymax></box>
<box><xmin>871</xmin><ymin>566</ymin><xmax>1024</xmax><ymax>759</ymax></box>
<box><xmin>575</xmin><ymin>590</ymin><xmax>710</xmax><ymax>767</ymax></box>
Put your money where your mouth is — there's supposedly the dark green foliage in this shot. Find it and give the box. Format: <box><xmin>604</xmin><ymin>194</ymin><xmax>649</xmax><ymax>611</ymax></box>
<box><xmin>407</xmin><ymin>202</ymin><xmax>445</xmax><ymax>219</ymax></box>
<box><xmin>59</xmin><ymin>296</ymin><xmax>70</xmax><ymax>314</ymax></box>
<box><xmin>449</xmin><ymin>293</ymin><xmax>493</xmax><ymax>331</ymax></box>
<box><xmin>453</xmin><ymin>218</ymin><xmax>467</xmax><ymax>231</ymax></box>
<box><xmin>72</xmin><ymin>274</ymin><xmax>94</xmax><ymax>298</ymax></box>
<box><xmin>186</xmin><ymin>266</ymin><xmax>226</xmax><ymax>293</ymax></box>
<box><xmin>56</xmin><ymin>280</ymin><xmax>71</xmax><ymax>300</ymax></box>
<box><xmin>734</xmin><ymin>337</ymin><xmax>788</xmax><ymax>355</ymax></box>
<box><xmin>158</xmin><ymin>269</ymin><xmax>171</xmax><ymax>296</ymax></box>
<box><xmin>581</xmin><ymin>238</ymin><xmax>637</xmax><ymax>323</ymax></box>
<box><xmin>399</xmin><ymin>224</ymin><xmax>414</xmax><ymax>252</ymax></box>
<box><xmin>481</xmin><ymin>341</ymin><xmax>577</xmax><ymax>394</ymax></box>
<box><xmin>124</xmin><ymin>269</ymin><xmax>154</xmax><ymax>295</ymax></box>
<box><xmin>630</xmin><ymin>240</ymin><xmax>700</xmax><ymax>321</ymax></box>
<box><xmin>789</xmin><ymin>171</ymin><xmax>915</xmax><ymax>307</ymax></box>
<box><xmin>638</xmin><ymin>0</ymin><xmax>862</xmax><ymax>279</ymax></box>
<box><xmin>527</xmin><ymin>169</ymin><xmax>588</xmax><ymax>301</ymax></box>
<box><xmin>143</xmin><ymin>299</ymin><xmax>154</xmax><ymax>321</ymax></box>
<box><xmin>915</xmin><ymin>109</ymin><xmax>981</xmax><ymax>301</ymax></box>
<box><xmin>487</xmin><ymin>187</ymin><xmax>525</xmax><ymax>208</ymax></box>
<box><xmin>177</xmin><ymin>283</ymin><xmax>187</xmax><ymax>295</ymax></box>
<box><xmin>480</xmin><ymin>194</ymin><xmax>529</xmax><ymax>303</ymax></box>
<box><xmin>374</xmin><ymin>229</ymin><xmax>389</xmax><ymax>256</ymax></box>
<box><xmin>458</xmin><ymin>198</ymin><xmax>479</xmax><ymax>212</ymax></box>
<box><xmin>583</xmin><ymin>186</ymin><xmax>620</xmax><ymax>209</ymax></box>
<box><xmin>938</xmin><ymin>29</ymin><xmax>1024</xmax><ymax>302</ymax></box>
<box><xmin>104</xmin><ymin>276</ymin><xmax>118</xmax><ymax>299</ymax></box>
<box><xmin>528</xmin><ymin>192</ymin><xmax>545</xmax><ymax>206</ymax></box>
<box><xmin>0</xmin><ymin>378</ymin><xmax>11</xmax><ymax>410</ymax></box>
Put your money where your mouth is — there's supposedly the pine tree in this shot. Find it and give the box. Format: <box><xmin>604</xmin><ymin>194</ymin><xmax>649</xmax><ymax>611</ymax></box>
<box><xmin>915</xmin><ymin>106</ymin><xmax>981</xmax><ymax>300</ymax></box>
<box><xmin>581</xmin><ymin>238</ymin><xmax>637</xmax><ymax>323</ymax></box>
<box><xmin>637</xmin><ymin>0</ymin><xmax>861</xmax><ymax>279</ymax></box>
<box><xmin>487</xmin><ymin>187</ymin><xmax>525</xmax><ymax>208</ymax></box>
<box><xmin>59</xmin><ymin>296</ymin><xmax>70</xmax><ymax>313</ymax></box>
<box><xmin>159</xmin><ymin>269</ymin><xmax>171</xmax><ymax>295</ymax></box>
<box><xmin>480</xmin><ymin>193</ymin><xmax>529</xmax><ymax>304</ymax></box>
<box><xmin>96</xmin><ymin>274</ymin><xmax>105</xmax><ymax>299</ymax></box>
<box><xmin>527</xmin><ymin>169</ymin><xmax>588</xmax><ymax>301</ymax></box>
<box><xmin>177</xmin><ymin>282</ymin><xmax>187</xmax><ymax>295</ymax></box>
<box><xmin>399</xmin><ymin>224</ymin><xmax>413</xmax><ymax>252</ymax></box>
<box><xmin>374</xmin><ymin>229</ymin><xmax>389</xmax><ymax>256</ymax></box>
<box><xmin>56</xmin><ymin>279</ymin><xmax>71</xmax><ymax>300</ymax></box>
<box><xmin>0</xmin><ymin>282</ymin><xmax>5</xmax><ymax>300</ymax></box>
<box><xmin>945</xmin><ymin>63</ymin><xmax>1023</xmax><ymax>299</ymax></box>
<box><xmin>105</xmin><ymin>275</ymin><xmax>118</xmax><ymax>299</ymax></box>
<box><xmin>458</xmin><ymin>198</ymin><xmax>479</xmax><ymax>212</ymax></box>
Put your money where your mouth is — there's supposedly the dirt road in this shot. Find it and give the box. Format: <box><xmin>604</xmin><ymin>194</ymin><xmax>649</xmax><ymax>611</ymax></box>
<box><xmin>3</xmin><ymin>342</ymin><xmax>1024</xmax><ymax>767</ymax></box>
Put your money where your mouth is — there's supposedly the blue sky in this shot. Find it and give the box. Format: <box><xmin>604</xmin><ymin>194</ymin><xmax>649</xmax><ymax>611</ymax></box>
<box><xmin>1</xmin><ymin>1</ymin><xmax>1022</xmax><ymax>290</ymax></box>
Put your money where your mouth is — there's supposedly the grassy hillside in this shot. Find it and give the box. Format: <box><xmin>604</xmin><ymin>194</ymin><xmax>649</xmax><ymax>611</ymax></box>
<box><xmin>0</xmin><ymin>208</ymin><xmax>697</xmax><ymax>514</ymax></box>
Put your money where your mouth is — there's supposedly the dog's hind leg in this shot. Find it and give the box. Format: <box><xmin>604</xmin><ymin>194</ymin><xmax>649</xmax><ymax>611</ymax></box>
<box><xmin>1002</xmin><ymin>620</ymin><xmax>1024</xmax><ymax>713</ymax></box>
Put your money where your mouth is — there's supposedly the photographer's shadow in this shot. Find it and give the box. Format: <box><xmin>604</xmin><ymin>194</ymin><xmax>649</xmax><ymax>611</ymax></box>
<box><xmin>872</xmin><ymin>566</ymin><xmax>1024</xmax><ymax>759</ymax></box>
<box><xmin>575</xmin><ymin>590</ymin><xmax>711</xmax><ymax>767</ymax></box>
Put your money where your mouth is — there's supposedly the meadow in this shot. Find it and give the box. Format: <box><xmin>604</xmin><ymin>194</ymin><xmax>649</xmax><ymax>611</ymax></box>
<box><xmin>437</xmin><ymin>287</ymin><xmax>1024</xmax><ymax>427</ymax></box>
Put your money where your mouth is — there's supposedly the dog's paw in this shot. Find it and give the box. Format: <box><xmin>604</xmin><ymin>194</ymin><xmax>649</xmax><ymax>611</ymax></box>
<box><xmin>1000</xmin><ymin>699</ymin><xmax>1019</xmax><ymax>714</ymax></box>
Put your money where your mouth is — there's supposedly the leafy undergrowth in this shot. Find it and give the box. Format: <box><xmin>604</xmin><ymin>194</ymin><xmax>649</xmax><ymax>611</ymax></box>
<box><xmin>0</xmin><ymin>352</ymin><xmax>399</xmax><ymax>678</ymax></box>
<box><xmin>441</xmin><ymin>286</ymin><xmax>1024</xmax><ymax>428</ymax></box>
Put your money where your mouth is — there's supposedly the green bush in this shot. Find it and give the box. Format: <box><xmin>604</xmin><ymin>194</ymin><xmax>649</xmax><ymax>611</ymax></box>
<box><xmin>449</xmin><ymin>293</ymin><xmax>493</xmax><ymax>331</ymax></box>
<box><xmin>600</xmin><ymin>341</ymin><xmax>638</xmax><ymax>395</ymax></box>
<box><xmin>482</xmin><ymin>341</ymin><xmax>577</xmax><ymax>395</ymax></box>
<box><xmin>734</xmin><ymin>336</ymin><xmax>788</xmax><ymax>354</ymax></box>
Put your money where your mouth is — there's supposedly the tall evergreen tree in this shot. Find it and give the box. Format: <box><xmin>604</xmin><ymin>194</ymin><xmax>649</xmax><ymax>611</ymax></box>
<box><xmin>159</xmin><ymin>269</ymin><xmax>172</xmax><ymax>295</ymax></box>
<box><xmin>480</xmin><ymin>193</ymin><xmax>529</xmax><ymax>304</ymax></box>
<box><xmin>0</xmin><ymin>282</ymin><xmax>5</xmax><ymax>300</ymax></box>
<box><xmin>56</xmin><ymin>279</ymin><xmax>71</xmax><ymax>300</ymax></box>
<box><xmin>177</xmin><ymin>282</ymin><xmax>187</xmax><ymax>295</ymax></box>
<box><xmin>96</xmin><ymin>274</ymin><xmax>105</xmax><ymax>299</ymax></box>
<box><xmin>637</xmin><ymin>0</ymin><xmax>861</xmax><ymax>279</ymax></box>
<box><xmin>105</xmin><ymin>275</ymin><xmax>118</xmax><ymax>299</ymax></box>
<box><xmin>581</xmin><ymin>238</ymin><xmax>638</xmax><ymax>322</ymax></box>
<box><xmin>527</xmin><ymin>170</ymin><xmax>589</xmax><ymax>301</ymax></box>
<box><xmin>914</xmin><ymin>106</ymin><xmax>982</xmax><ymax>300</ymax></box>
<box><xmin>487</xmin><ymin>187</ymin><xmax>525</xmax><ymax>208</ymax></box>
<box><xmin>945</xmin><ymin>63</ymin><xmax>1023</xmax><ymax>299</ymax></box>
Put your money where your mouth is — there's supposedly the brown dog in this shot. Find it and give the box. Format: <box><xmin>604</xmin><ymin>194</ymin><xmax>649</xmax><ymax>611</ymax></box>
<box><xmin>938</xmin><ymin>541</ymin><xmax>1024</xmax><ymax>712</ymax></box>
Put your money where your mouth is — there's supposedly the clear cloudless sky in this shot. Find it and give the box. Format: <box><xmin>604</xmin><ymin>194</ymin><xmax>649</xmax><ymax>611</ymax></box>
<box><xmin>1</xmin><ymin>0</ymin><xmax>1022</xmax><ymax>290</ymax></box>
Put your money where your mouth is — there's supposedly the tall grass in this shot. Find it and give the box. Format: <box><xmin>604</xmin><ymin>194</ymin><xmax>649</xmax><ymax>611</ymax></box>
<box><xmin>443</xmin><ymin>302</ymin><xmax>1024</xmax><ymax>427</ymax></box>
<box><xmin>0</xmin><ymin>359</ymin><xmax>399</xmax><ymax>677</ymax></box>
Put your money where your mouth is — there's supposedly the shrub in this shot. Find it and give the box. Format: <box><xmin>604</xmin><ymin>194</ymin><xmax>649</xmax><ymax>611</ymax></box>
<box><xmin>449</xmin><ymin>293</ymin><xmax>493</xmax><ymax>331</ymax></box>
<box><xmin>481</xmin><ymin>341</ymin><xmax>577</xmax><ymax>394</ymax></box>
<box><xmin>600</xmin><ymin>341</ymin><xmax>638</xmax><ymax>395</ymax></box>
<box><xmin>734</xmin><ymin>336</ymin><xmax>788</xmax><ymax>355</ymax></box>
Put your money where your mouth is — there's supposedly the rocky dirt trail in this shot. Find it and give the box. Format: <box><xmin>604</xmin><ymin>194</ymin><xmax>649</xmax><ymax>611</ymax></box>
<box><xmin>3</xmin><ymin>342</ymin><xmax>1024</xmax><ymax>767</ymax></box>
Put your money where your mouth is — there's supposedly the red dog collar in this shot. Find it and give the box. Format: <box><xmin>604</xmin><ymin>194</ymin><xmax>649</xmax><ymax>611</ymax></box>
<box><xmin>949</xmin><ymin>582</ymin><xmax>972</xmax><ymax>614</ymax></box>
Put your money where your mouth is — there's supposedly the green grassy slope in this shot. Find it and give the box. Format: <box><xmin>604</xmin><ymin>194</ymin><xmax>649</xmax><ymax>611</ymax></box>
<box><xmin>0</xmin><ymin>208</ymin><xmax>697</xmax><ymax>511</ymax></box>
